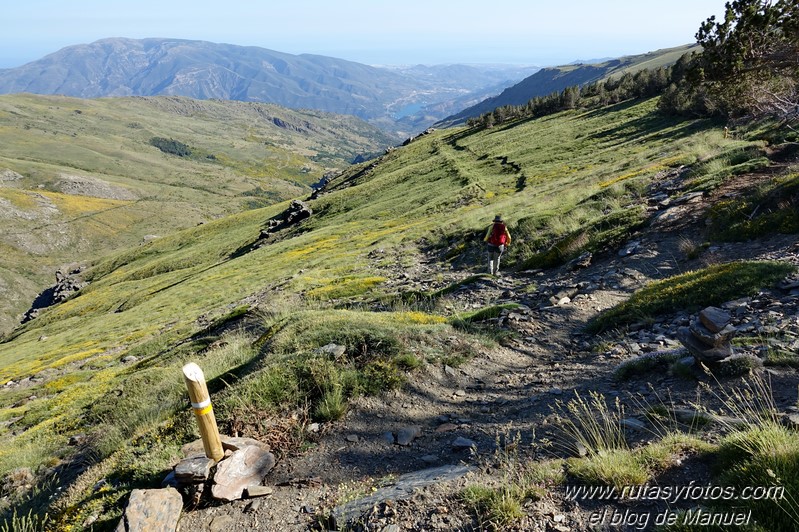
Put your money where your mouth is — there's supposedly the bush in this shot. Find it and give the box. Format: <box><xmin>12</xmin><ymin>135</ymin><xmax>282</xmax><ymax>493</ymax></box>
<box><xmin>149</xmin><ymin>137</ymin><xmax>192</xmax><ymax>157</ymax></box>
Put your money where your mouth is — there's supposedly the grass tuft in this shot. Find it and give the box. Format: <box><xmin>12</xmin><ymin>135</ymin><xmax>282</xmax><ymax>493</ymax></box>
<box><xmin>588</xmin><ymin>261</ymin><xmax>796</xmax><ymax>332</ymax></box>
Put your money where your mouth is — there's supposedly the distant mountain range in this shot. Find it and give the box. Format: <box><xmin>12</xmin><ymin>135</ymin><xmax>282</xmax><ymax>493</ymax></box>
<box><xmin>0</xmin><ymin>38</ymin><xmax>538</xmax><ymax>136</ymax></box>
<box><xmin>436</xmin><ymin>44</ymin><xmax>699</xmax><ymax>127</ymax></box>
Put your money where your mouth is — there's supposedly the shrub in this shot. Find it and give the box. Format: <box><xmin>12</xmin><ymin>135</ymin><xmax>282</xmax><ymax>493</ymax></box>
<box><xmin>149</xmin><ymin>137</ymin><xmax>192</xmax><ymax>157</ymax></box>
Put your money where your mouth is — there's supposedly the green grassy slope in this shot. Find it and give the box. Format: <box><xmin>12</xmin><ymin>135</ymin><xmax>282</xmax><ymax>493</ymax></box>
<box><xmin>1</xmin><ymin>95</ymin><xmax>781</xmax><ymax>527</ymax></box>
<box><xmin>438</xmin><ymin>44</ymin><xmax>699</xmax><ymax>126</ymax></box>
<box><xmin>0</xmin><ymin>94</ymin><xmax>393</xmax><ymax>333</ymax></box>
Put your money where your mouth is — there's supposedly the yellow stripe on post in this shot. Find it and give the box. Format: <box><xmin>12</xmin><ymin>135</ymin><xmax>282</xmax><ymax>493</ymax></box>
<box><xmin>182</xmin><ymin>362</ymin><xmax>224</xmax><ymax>462</ymax></box>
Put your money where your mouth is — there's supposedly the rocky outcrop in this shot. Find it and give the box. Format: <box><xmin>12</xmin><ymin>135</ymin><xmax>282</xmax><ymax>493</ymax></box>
<box><xmin>21</xmin><ymin>268</ymin><xmax>87</xmax><ymax>323</ymax></box>
<box><xmin>259</xmin><ymin>200</ymin><xmax>312</xmax><ymax>238</ymax></box>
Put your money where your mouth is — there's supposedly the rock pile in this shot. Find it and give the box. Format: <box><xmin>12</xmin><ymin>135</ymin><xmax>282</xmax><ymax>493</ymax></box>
<box><xmin>116</xmin><ymin>436</ymin><xmax>275</xmax><ymax>531</ymax></box>
<box><xmin>260</xmin><ymin>200</ymin><xmax>312</xmax><ymax>237</ymax></box>
<box><xmin>676</xmin><ymin>306</ymin><xmax>738</xmax><ymax>363</ymax></box>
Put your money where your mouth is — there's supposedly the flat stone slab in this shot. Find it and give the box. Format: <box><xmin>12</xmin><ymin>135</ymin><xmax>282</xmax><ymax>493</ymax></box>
<box><xmin>221</xmin><ymin>436</ymin><xmax>271</xmax><ymax>453</ymax></box>
<box><xmin>699</xmin><ymin>306</ymin><xmax>731</xmax><ymax>333</ymax></box>
<box><xmin>452</xmin><ymin>436</ymin><xmax>477</xmax><ymax>450</ymax></box>
<box><xmin>181</xmin><ymin>435</ymin><xmax>270</xmax><ymax>458</ymax></box>
<box><xmin>174</xmin><ymin>454</ymin><xmax>215</xmax><ymax>484</ymax></box>
<box><xmin>690</xmin><ymin>318</ymin><xmax>736</xmax><ymax>347</ymax></box>
<box><xmin>331</xmin><ymin>465</ymin><xmax>473</xmax><ymax>528</ymax></box>
<box><xmin>211</xmin><ymin>446</ymin><xmax>276</xmax><ymax>502</ymax></box>
<box><xmin>114</xmin><ymin>488</ymin><xmax>182</xmax><ymax>532</ymax></box>
<box><xmin>676</xmin><ymin>327</ymin><xmax>732</xmax><ymax>362</ymax></box>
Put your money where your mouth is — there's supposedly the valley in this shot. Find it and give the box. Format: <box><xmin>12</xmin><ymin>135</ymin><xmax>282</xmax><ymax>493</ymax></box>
<box><xmin>0</xmin><ymin>91</ymin><xmax>797</xmax><ymax>530</ymax></box>
<box><xmin>1</xmin><ymin>13</ymin><xmax>798</xmax><ymax>529</ymax></box>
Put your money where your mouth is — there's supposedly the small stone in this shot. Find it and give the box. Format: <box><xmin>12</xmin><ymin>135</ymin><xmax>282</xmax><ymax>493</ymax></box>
<box><xmin>574</xmin><ymin>441</ymin><xmax>588</xmax><ymax>458</ymax></box>
<box><xmin>208</xmin><ymin>515</ymin><xmax>236</xmax><ymax>532</ymax></box>
<box><xmin>121</xmin><ymin>355</ymin><xmax>138</xmax><ymax>364</ymax></box>
<box><xmin>420</xmin><ymin>455</ymin><xmax>438</xmax><ymax>464</ymax></box>
<box><xmin>317</xmin><ymin>343</ymin><xmax>346</xmax><ymax>358</ymax></box>
<box><xmin>245</xmin><ymin>485</ymin><xmax>274</xmax><ymax>498</ymax></box>
<box><xmin>244</xmin><ymin>499</ymin><xmax>262</xmax><ymax>513</ymax></box>
<box><xmin>452</xmin><ymin>437</ymin><xmax>476</xmax><ymax>450</ymax></box>
<box><xmin>381</xmin><ymin>432</ymin><xmax>396</xmax><ymax>444</ymax></box>
<box><xmin>621</xmin><ymin>418</ymin><xmax>646</xmax><ymax>431</ymax></box>
<box><xmin>549</xmin><ymin>387</ymin><xmax>563</xmax><ymax>396</ymax></box>
<box><xmin>345</xmin><ymin>434</ymin><xmax>359</xmax><ymax>443</ymax></box>
<box><xmin>444</xmin><ymin>365</ymin><xmax>457</xmax><ymax>377</ymax></box>
<box><xmin>690</xmin><ymin>319</ymin><xmax>737</xmax><ymax>347</ymax></box>
<box><xmin>396</xmin><ymin>426</ymin><xmax>421</xmax><ymax>446</ymax></box>
<box><xmin>699</xmin><ymin>306</ymin><xmax>731</xmax><ymax>333</ymax></box>
<box><xmin>435</xmin><ymin>423</ymin><xmax>458</xmax><ymax>433</ymax></box>
<box><xmin>453</xmin><ymin>389</ymin><xmax>467</xmax><ymax>397</ymax></box>
<box><xmin>676</xmin><ymin>327</ymin><xmax>732</xmax><ymax>362</ymax></box>
<box><xmin>307</xmin><ymin>423</ymin><xmax>320</xmax><ymax>433</ymax></box>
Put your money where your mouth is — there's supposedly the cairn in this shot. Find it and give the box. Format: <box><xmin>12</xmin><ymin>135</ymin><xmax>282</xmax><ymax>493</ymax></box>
<box><xmin>676</xmin><ymin>306</ymin><xmax>738</xmax><ymax>363</ymax></box>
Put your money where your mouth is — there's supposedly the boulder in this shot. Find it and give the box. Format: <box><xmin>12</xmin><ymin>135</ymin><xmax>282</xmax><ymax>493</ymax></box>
<box><xmin>114</xmin><ymin>488</ymin><xmax>182</xmax><ymax>532</ymax></box>
<box><xmin>211</xmin><ymin>446</ymin><xmax>276</xmax><ymax>502</ymax></box>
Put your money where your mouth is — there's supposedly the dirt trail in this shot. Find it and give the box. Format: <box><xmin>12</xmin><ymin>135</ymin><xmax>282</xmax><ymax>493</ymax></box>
<box><xmin>176</xmin><ymin>172</ymin><xmax>799</xmax><ymax>531</ymax></box>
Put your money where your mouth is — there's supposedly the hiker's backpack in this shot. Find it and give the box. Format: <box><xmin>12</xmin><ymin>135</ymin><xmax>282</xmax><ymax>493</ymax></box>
<box><xmin>488</xmin><ymin>223</ymin><xmax>508</xmax><ymax>246</ymax></box>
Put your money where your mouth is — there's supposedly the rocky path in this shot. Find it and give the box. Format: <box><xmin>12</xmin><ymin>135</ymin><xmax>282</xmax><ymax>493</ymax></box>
<box><xmin>175</xmin><ymin>177</ymin><xmax>799</xmax><ymax>530</ymax></box>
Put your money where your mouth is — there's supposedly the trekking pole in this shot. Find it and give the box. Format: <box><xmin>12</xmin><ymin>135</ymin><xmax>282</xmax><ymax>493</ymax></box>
<box><xmin>182</xmin><ymin>362</ymin><xmax>224</xmax><ymax>461</ymax></box>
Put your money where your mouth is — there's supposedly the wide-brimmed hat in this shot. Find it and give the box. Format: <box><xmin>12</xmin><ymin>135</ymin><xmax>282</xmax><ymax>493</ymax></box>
<box><xmin>493</xmin><ymin>215</ymin><xmax>503</xmax><ymax>222</ymax></box>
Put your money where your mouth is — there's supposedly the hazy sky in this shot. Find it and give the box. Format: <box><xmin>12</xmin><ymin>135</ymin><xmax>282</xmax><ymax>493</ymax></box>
<box><xmin>1</xmin><ymin>0</ymin><xmax>726</xmax><ymax>68</ymax></box>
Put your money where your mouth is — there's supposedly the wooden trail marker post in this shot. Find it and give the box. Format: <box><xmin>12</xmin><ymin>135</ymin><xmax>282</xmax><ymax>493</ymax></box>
<box><xmin>182</xmin><ymin>362</ymin><xmax>224</xmax><ymax>462</ymax></box>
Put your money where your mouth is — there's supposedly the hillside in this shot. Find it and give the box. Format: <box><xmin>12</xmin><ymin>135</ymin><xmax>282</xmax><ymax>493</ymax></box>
<box><xmin>1</xmin><ymin>96</ymin><xmax>798</xmax><ymax>530</ymax></box>
<box><xmin>437</xmin><ymin>44</ymin><xmax>699</xmax><ymax>127</ymax></box>
<box><xmin>0</xmin><ymin>38</ymin><xmax>538</xmax><ymax>135</ymax></box>
<box><xmin>0</xmin><ymin>93</ymin><xmax>393</xmax><ymax>334</ymax></box>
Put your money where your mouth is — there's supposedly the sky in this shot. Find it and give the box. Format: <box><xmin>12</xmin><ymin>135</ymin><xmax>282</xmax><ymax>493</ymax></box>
<box><xmin>0</xmin><ymin>0</ymin><xmax>726</xmax><ymax>69</ymax></box>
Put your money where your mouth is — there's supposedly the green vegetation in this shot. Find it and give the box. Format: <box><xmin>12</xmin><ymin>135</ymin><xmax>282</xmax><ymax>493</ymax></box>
<box><xmin>149</xmin><ymin>137</ymin><xmax>192</xmax><ymax>157</ymax></box>
<box><xmin>588</xmin><ymin>261</ymin><xmax>796</xmax><ymax>332</ymax></box>
<box><xmin>614</xmin><ymin>351</ymin><xmax>685</xmax><ymax>381</ymax></box>
<box><xmin>0</xmin><ymin>78</ymin><xmax>794</xmax><ymax>528</ymax></box>
<box><xmin>708</xmin><ymin>171</ymin><xmax>799</xmax><ymax>241</ymax></box>
<box><xmin>0</xmin><ymin>94</ymin><xmax>392</xmax><ymax>333</ymax></box>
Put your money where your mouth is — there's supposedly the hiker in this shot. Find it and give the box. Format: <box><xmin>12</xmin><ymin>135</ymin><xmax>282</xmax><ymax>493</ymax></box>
<box><xmin>484</xmin><ymin>215</ymin><xmax>511</xmax><ymax>276</ymax></box>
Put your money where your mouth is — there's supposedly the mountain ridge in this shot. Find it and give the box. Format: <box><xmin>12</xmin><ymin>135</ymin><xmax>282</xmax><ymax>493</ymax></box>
<box><xmin>436</xmin><ymin>43</ymin><xmax>700</xmax><ymax>127</ymax></box>
<box><xmin>0</xmin><ymin>38</ymin><xmax>538</xmax><ymax>136</ymax></box>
